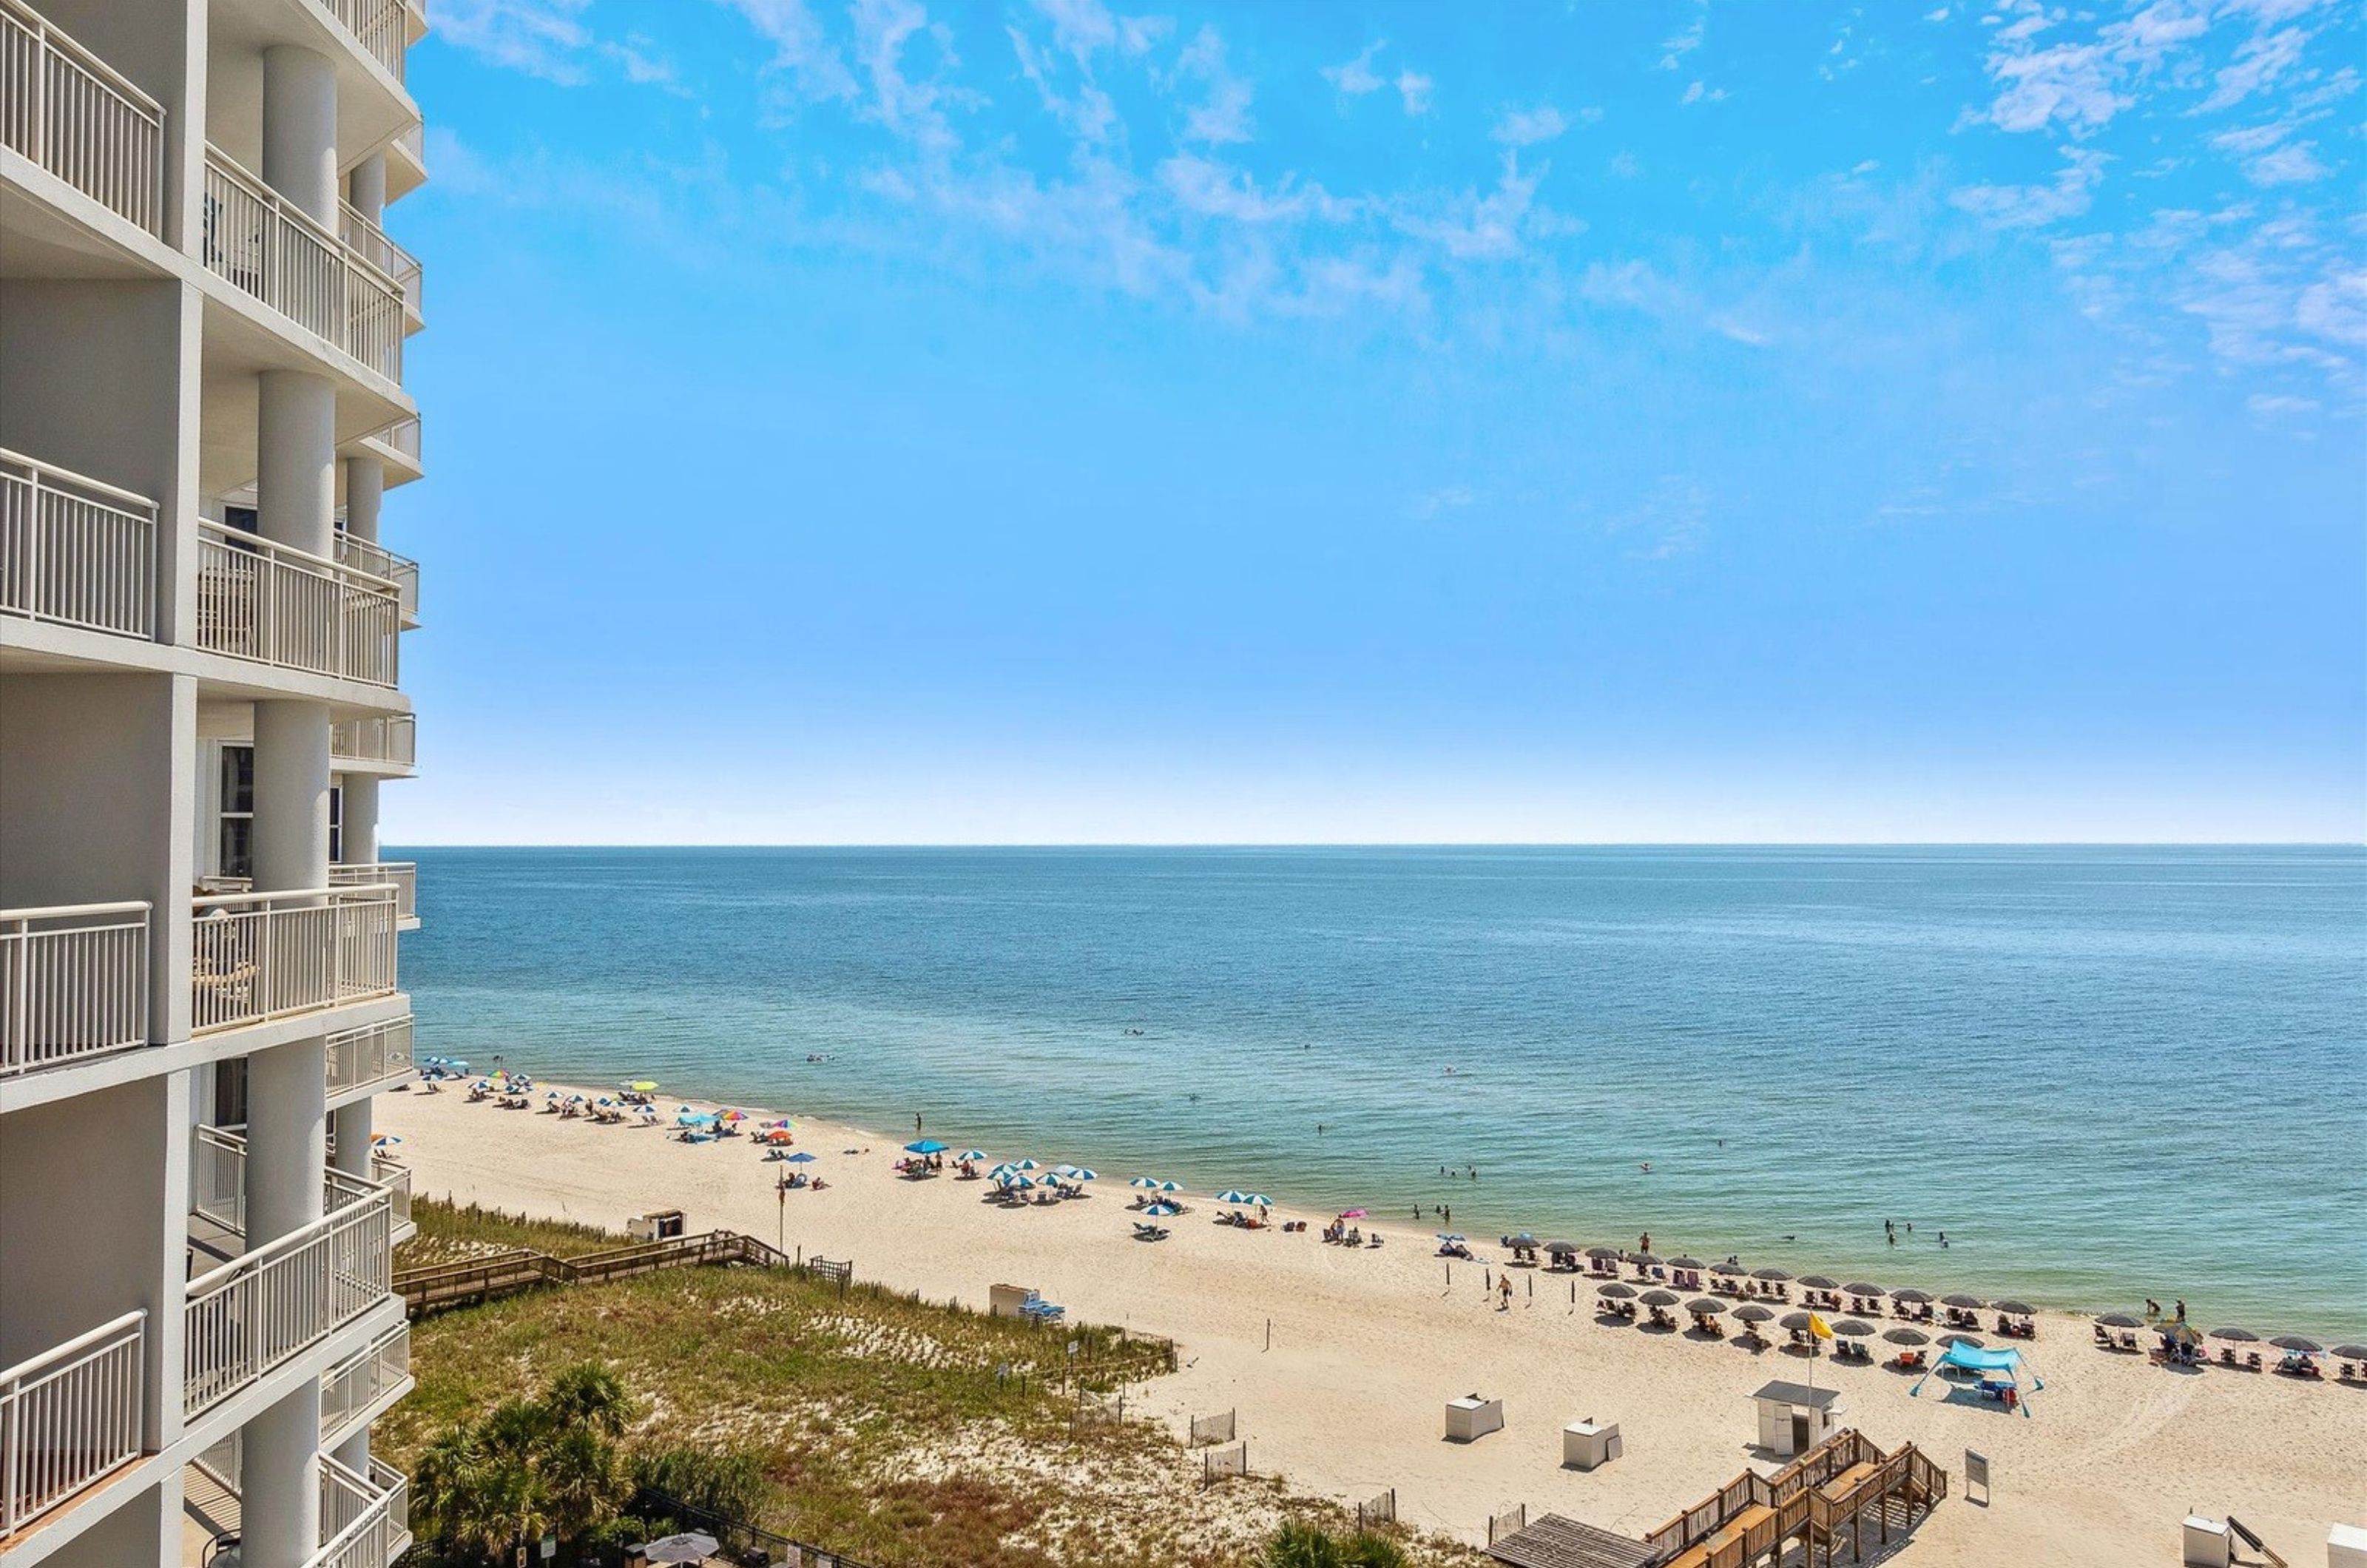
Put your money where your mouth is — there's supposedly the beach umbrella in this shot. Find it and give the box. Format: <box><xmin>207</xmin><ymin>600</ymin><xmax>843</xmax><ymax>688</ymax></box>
<box><xmin>1070</xmin><ymin>1168</ymin><xmax>1098</xmax><ymax>1182</ymax></box>
<box><xmin>1130</xmin><ymin>1176</ymin><xmax>1164</xmax><ymax>1189</ymax></box>
<box><xmin>1891</xmin><ymin>1288</ymin><xmax>1934</xmax><ymax>1305</ymax></box>
<box><xmin>628</xmin><ymin>1081</ymin><xmax>658</xmax><ymax>1092</ymax></box>
<box><xmin>1939</xmin><ymin>1334</ymin><xmax>1984</xmax><ymax>1349</ymax></box>
<box><xmin>1013</xmin><ymin>1158</ymin><xmax>1041</xmax><ymax>1171</ymax></box>
<box><xmin>1245</xmin><ymin>1194</ymin><xmax>1272</xmax><ymax>1206</ymax></box>
<box><xmin>641</xmin><ymin>1533</ymin><xmax>720</xmax><ymax>1565</ymax></box>
<box><xmin>1734</xmin><ymin>1304</ymin><xmax>1775</xmax><ymax>1323</ymax></box>
<box><xmin>1143</xmin><ymin>1202</ymin><xmax>1179</xmax><ymax>1217</ymax></box>
<box><xmin>1585</xmin><ymin>1246</ymin><xmax>1622</xmax><ymax>1260</ymax></box>
<box><xmin>1752</xmin><ymin>1267</ymin><xmax>1793</xmax><ymax>1283</ymax></box>
<box><xmin>1216</xmin><ymin>1189</ymin><xmax>1255</xmax><ymax>1205</ymax></box>
<box><xmin>1668</xmin><ymin>1256</ymin><xmax>1706</xmax><ymax>1271</ymax></box>
<box><xmin>2094</xmin><ymin>1313</ymin><xmax>2143</xmax><ymax>1329</ymax></box>
<box><xmin>1800</xmin><ymin>1274</ymin><xmax>1840</xmax><ymax>1291</ymax></box>
<box><xmin>1155</xmin><ymin>1179</ymin><xmax>1181</xmax><ymax>1192</ymax></box>
<box><xmin>1436</xmin><ymin>1233</ymin><xmax>1467</xmax><ymax>1243</ymax></box>
<box><xmin>1780</xmin><ymin>1311</ymin><xmax>1814</xmax><ymax>1331</ymax></box>
<box><xmin>2331</xmin><ymin>1345</ymin><xmax>2367</xmax><ymax>1361</ymax></box>
<box><xmin>1834</xmin><ymin>1319</ymin><xmax>1875</xmax><ymax>1338</ymax></box>
<box><xmin>1941</xmin><ymin>1293</ymin><xmax>1985</xmax><ymax>1309</ymax></box>
<box><xmin>1685</xmin><ymin>1298</ymin><xmax>1726</xmax><ymax>1317</ymax></box>
<box><xmin>783</xmin><ymin>1152</ymin><xmax>816</xmax><ymax>1163</ymax></box>
<box><xmin>1640</xmin><ymin>1289</ymin><xmax>1680</xmax><ymax>1308</ymax></box>
<box><xmin>1340</xmin><ymin>1209</ymin><xmax>1368</xmax><ymax>1220</ymax></box>
<box><xmin>1992</xmin><ymin>1300</ymin><xmax>2037</xmax><ymax>1317</ymax></box>
<box><xmin>1843</xmin><ymin>1282</ymin><xmax>1886</xmax><ymax>1299</ymax></box>
<box><xmin>1507</xmin><ymin>1232</ymin><xmax>1539</xmax><ymax>1247</ymax></box>
<box><xmin>1883</xmin><ymin>1327</ymin><xmax>1930</xmax><ymax>1347</ymax></box>
<box><xmin>370</xmin><ymin>1133</ymin><xmax>402</xmax><ymax>1149</ymax></box>
<box><xmin>1596</xmin><ymin>1283</ymin><xmax>1636</xmax><ymax>1300</ymax></box>
<box><xmin>2269</xmin><ymin>1335</ymin><xmax>2322</xmax><ymax>1353</ymax></box>
<box><xmin>957</xmin><ymin>1149</ymin><xmax>987</xmax><ymax>1163</ymax></box>
<box><xmin>1544</xmin><ymin>1241</ymin><xmax>1578</xmax><ymax>1255</ymax></box>
<box><xmin>1628</xmin><ymin>1251</ymin><xmax>1661</xmax><ymax>1267</ymax></box>
<box><xmin>907</xmin><ymin>1139</ymin><xmax>949</xmax><ymax>1155</ymax></box>
<box><xmin>546</xmin><ymin>1089</ymin><xmax>560</xmax><ymax>1099</ymax></box>
<box><xmin>2206</xmin><ymin>1326</ymin><xmax>2258</xmax><ymax>1342</ymax></box>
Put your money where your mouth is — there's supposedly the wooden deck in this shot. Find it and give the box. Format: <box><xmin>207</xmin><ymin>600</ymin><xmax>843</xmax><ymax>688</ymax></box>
<box><xmin>1643</xmin><ymin>1429</ymin><xmax>1948</xmax><ymax>1568</ymax></box>
<box><xmin>394</xmin><ymin>1229</ymin><xmax>799</xmax><ymax>1314</ymax></box>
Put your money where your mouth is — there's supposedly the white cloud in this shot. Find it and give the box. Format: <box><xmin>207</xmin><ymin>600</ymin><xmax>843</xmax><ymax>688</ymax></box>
<box><xmin>2199</xmin><ymin>27</ymin><xmax>2309</xmax><ymax>112</ymax></box>
<box><xmin>1176</xmin><ymin>26</ymin><xmax>1253</xmax><ymax>144</ymax></box>
<box><xmin>2243</xmin><ymin>140</ymin><xmax>2330</xmax><ymax>184</ymax></box>
<box><xmin>1396</xmin><ymin>69</ymin><xmax>1434</xmax><ymax>115</ymax></box>
<box><xmin>1322</xmin><ymin>41</ymin><xmax>1386</xmax><ymax>96</ymax></box>
<box><xmin>1158</xmin><ymin>153</ymin><xmax>1345</xmax><ymax>224</ymax></box>
<box><xmin>1952</xmin><ymin>146</ymin><xmax>2108</xmax><ymax>228</ymax></box>
<box><xmin>1680</xmin><ymin>81</ymin><xmax>1726</xmax><ymax>105</ymax></box>
<box><xmin>1494</xmin><ymin>107</ymin><xmax>1569</xmax><ymax>146</ymax></box>
<box><xmin>722</xmin><ymin>0</ymin><xmax>857</xmax><ymax>100</ymax></box>
<box><xmin>1393</xmin><ymin>155</ymin><xmax>1549</xmax><ymax>261</ymax></box>
<box><xmin>2247</xmin><ymin>392</ymin><xmax>2320</xmax><ymax>414</ymax></box>
<box><xmin>1659</xmin><ymin>15</ymin><xmax>1705</xmax><ymax>70</ymax></box>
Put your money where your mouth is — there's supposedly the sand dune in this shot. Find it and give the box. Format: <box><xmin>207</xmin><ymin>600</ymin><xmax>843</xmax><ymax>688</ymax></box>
<box><xmin>378</xmin><ymin>1082</ymin><xmax>2364</xmax><ymax>1565</ymax></box>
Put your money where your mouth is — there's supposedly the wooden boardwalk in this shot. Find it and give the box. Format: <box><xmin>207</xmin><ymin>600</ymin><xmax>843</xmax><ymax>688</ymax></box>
<box><xmin>393</xmin><ymin>1229</ymin><xmax>801</xmax><ymax>1315</ymax></box>
<box><xmin>1645</xmin><ymin>1429</ymin><xmax>1948</xmax><ymax>1568</ymax></box>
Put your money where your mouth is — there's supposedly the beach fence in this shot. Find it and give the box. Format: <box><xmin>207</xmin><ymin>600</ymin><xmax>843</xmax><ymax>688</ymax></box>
<box><xmin>1201</xmin><ymin>1441</ymin><xmax>1249</xmax><ymax>1488</ymax></box>
<box><xmin>1073</xmin><ymin>1388</ymin><xmax>1125</xmax><ymax>1430</ymax></box>
<box><xmin>1189</xmin><ymin>1408</ymin><xmax>1237</xmax><ymax>1446</ymax></box>
<box><xmin>632</xmin><ymin>1485</ymin><xmax>878</xmax><ymax>1568</ymax></box>
<box><xmin>804</xmin><ymin>1254</ymin><xmax>854</xmax><ymax>1294</ymax></box>
<box><xmin>1487</xmin><ymin>1504</ymin><xmax>1528</xmax><ymax>1546</ymax></box>
<box><xmin>1356</xmin><ymin>1489</ymin><xmax>1397</xmax><ymax>1531</ymax></box>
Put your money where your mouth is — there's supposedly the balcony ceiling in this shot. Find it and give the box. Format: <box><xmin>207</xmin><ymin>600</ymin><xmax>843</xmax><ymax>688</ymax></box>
<box><xmin>197</xmin><ymin>291</ymin><xmax>413</xmax><ymax>498</ymax></box>
<box><xmin>0</xmin><ymin>173</ymin><xmax>168</xmax><ymax>281</ymax></box>
<box><xmin>209</xmin><ymin>0</ymin><xmax>418</xmax><ymax>162</ymax></box>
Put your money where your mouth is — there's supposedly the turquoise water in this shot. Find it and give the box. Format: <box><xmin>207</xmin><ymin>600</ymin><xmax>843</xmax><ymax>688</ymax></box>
<box><xmin>396</xmin><ymin>845</ymin><xmax>2365</xmax><ymax>1338</ymax></box>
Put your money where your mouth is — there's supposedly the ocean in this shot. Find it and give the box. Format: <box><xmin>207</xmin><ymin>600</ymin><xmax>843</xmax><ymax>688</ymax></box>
<box><xmin>394</xmin><ymin>845</ymin><xmax>2364</xmax><ymax>1338</ymax></box>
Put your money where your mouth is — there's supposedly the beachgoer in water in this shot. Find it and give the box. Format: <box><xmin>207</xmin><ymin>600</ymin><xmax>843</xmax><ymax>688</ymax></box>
<box><xmin>1444</xmin><ymin>1205</ymin><xmax>1451</xmax><ymax>1226</ymax></box>
<box><xmin>2147</xmin><ymin>1298</ymin><xmax>2162</xmax><ymax>1320</ymax></box>
<box><xmin>1640</xmin><ymin>1232</ymin><xmax>1652</xmax><ymax>1254</ymax></box>
<box><xmin>2175</xmin><ymin>1297</ymin><xmax>2187</xmax><ymax>1322</ymax></box>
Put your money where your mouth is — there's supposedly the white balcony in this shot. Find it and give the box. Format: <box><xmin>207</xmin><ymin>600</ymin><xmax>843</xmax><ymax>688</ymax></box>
<box><xmin>319</xmin><ymin>1322</ymin><xmax>409</xmax><ymax>1449</ymax></box>
<box><xmin>338</xmin><ymin>200</ymin><xmax>420</xmax><ymax>332</ymax></box>
<box><xmin>0</xmin><ymin>900</ymin><xmax>149</xmax><ymax>1077</ymax></box>
<box><xmin>369</xmin><ymin>1154</ymin><xmax>411</xmax><ymax>1234</ymax></box>
<box><xmin>323</xmin><ymin>0</ymin><xmax>411</xmax><ymax>83</ymax></box>
<box><xmin>329</xmin><ymin>862</ymin><xmax>414</xmax><ymax>927</ymax></box>
<box><xmin>315</xmin><ymin>1454</ymin><xmax>411</xmax><ymax>1568</ymax></box>
<box><xmin>190</xmin><ymin>886</ymin><xmax>397</xmax><ymax>1036</ymax></box>
<box><xmin>333</xmin><ymin>532</ymin><xmax>418</xmax><ymax>625</ymax></box>
<box><xmin>331</xmin><ymin>713</ymin><xmax>416</xmax><ymax>773</ymax></box>
<box><xmin>200</xmin><ymin>146</ymin><xmax>405</xmax><ymax>382</ymax></box>
<box><xmin>197</xmin><ymin>519</ymin><xmax>402</xmax><ymax>686</ymax></box>
<box><xmin>0</xmin><ymin>447</ymin><xmax>158</xmax><ymax>640</ymax></box>
<box><xmin>0</xmin><ymin>1310</ymin><xmax>146</xmax><ymax>1535</ymax></box>
<box><xmin>0</xmin><ymin>0</ymin><xmax>164</xmax><ymax>234</ymax></box>
<box><xmin>183</xmin><ymin>1189</ymin><xmax>393</xmax><ymax>1416</ymax></box>
<box><xmin>325</xmin><ymin>1014</ymin><xmax>413</xmax><ymax>1101</ymax></box>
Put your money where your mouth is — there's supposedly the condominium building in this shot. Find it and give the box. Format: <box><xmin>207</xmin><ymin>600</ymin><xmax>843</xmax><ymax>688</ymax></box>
<box><xmin>1</xmin><ymin>1</ymin><xmax>428</xmax><ymax>1564</ymax></box>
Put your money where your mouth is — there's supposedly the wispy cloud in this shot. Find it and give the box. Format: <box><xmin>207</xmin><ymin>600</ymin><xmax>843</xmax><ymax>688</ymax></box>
<box><xmin>1493</xmin><ymin>106</ymin><xmax>1569</xmax><ymax>146</ymax></box>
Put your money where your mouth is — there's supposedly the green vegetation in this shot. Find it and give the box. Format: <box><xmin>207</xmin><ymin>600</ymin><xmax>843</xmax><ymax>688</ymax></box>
<box><xmin>382</xmin><ymin>1201</ymin><xmax>1481</xmax><ymax>1568</ymax></box>
<box><xmin>1261</xmin><ymin>1522</ymin><xmax>1410</xmax><ymax>1568</ymax></box>
<box><xmin>394</xmin><ymin>1197</ymin><xmax>627</xmax><ymax>1268</ymax></box>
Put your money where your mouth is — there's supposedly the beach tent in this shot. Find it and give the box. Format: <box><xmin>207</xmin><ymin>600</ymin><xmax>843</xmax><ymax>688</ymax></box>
<box><xmin>906</xmin><ymin>1139</ymin><xmax>949</xmax><ymax>1155</ymax></box>
<box><xmin>1914</xmin><ymin>1339</ymin><xmax>2042</xmax><ymax>1414</ymax></box>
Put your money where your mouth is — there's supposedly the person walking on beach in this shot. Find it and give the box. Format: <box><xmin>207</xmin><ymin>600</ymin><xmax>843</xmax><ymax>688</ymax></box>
<box><xmin>1498</xmin><ymin>1274</ymin><xmax>1513</xmax><ymax>1311</ymax></box>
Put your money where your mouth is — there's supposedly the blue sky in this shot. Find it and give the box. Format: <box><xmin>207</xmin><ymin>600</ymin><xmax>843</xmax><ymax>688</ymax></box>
<box><xmin>387</xmin><ymin>0</ymin><xmax>2363</xmax><ymax>844</ymax></box>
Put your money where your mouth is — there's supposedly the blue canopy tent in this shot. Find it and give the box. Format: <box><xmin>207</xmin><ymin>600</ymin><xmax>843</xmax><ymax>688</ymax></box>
<box><xmin>1912</xmin><ymin>1339</ymin><xmax>2042</xmax><ymax>1415</ymax></box>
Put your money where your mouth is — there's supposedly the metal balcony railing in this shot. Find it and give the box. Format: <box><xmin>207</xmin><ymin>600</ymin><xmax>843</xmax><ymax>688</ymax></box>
<box><xmin>369</xmin><ymin>1155</ymin><xmax>411</xmax><ymax>1229</ymax></box>
<box><xmin>323</xmin><ymin>0</ymin><xmax>408</xmax><ymax>81</ymax></box>
<box><xmin>192</xmin><ymin>1126</ymin><xmax>386</xmax><ymax>1243</ymax></box>
<box><xmin>331</xmin><ymin>712</ymin><xmax>416</xmax><ymax>770</ymax></box>
<box><xmin>333</xmin><ymin>533</ymin><xmax>419</xmax><ymax>624</ymax></box>
<box><xmin>319</xmin><ymin>1320</ymin><xmax>408</xmax><ymax>1444</ymax></box>
<box><xmin>0</xmin><ymin>0</ymin><xmax>163</xmax><ymax>232</ymax></box>
<box><xmin>328</xmin><ymin>862</ymin><xmax>414</xmax><ymax>924</ymax></box>
<box><xmin>0</xmin><ymin>447</ymin><xmax>158</xmax><ymax>638</ymax></box>
<box><xmin>197</xmin><ymin>519</ymin><xmax>401</xmax><ymax>686</ymax></box>
<box><xmin>201</xmin><ymin>146</ymin><xmax>404</xmax><ymax>381</ymax></box>
<box><xmin>0</xmin><ymin>901</ymin><xmax>149</xmax><ymax>1076</ymax></box>
<box><xmin>0</xmin><ymin>1310</ymin><xmax>146</xmax><ymax>1533</ymax></box>
<box><xmin>338</xmin><ymin>200</ymin><xmax>420</xmax><ymax>326</ymax></box>
<box><xmin>314</xmin><ymin>1453</ymin><xmax>411</xmax><ymax>1568</ymax></box>
<box><xmin>325</xmin><ymin>1014</ymin><xmax>413</xmax><ymax>1097</ymax></box>
<box><xmin>190</xmin><ymin>886</ymin><xmax>398</xmax><ymax>1035</ymax></box>
<box><xmin>183</xmin><ymin>1192</ymin><xmax>393</xmax><ymax>1415</ymax></box>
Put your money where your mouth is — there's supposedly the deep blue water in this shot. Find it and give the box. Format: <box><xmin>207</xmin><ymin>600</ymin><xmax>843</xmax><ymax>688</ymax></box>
<box><xmin>394</xmin><ymin>845</ymin><xmax>2365</xmax><ymax>1337</ymax></box>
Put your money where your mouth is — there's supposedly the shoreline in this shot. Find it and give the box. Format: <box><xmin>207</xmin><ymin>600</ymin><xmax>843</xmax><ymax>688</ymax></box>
<box><xmin>378</xmin><ymin>1070</ymin><xmax>2364</xmax><ymax>1564</ymax></box>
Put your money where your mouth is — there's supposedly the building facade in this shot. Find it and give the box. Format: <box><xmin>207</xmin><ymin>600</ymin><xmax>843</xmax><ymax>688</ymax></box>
<box><xmin>1</xmin><ymin>1</ymin><xmax>428</xmax><ymax>1564</ymax></box>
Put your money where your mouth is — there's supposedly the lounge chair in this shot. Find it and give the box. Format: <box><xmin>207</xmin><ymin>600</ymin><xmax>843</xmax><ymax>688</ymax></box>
<box><xmin>1132</xmin><ymin>1222</ymin><xmax>1169</xmax><ymax>1242</ymax></box>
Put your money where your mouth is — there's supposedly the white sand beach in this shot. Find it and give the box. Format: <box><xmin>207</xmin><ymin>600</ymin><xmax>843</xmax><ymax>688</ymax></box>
<box><xmin>378</xmin><ymin>1081</ymin><xmax>2365</xmax><ymax>1566</ymax></box>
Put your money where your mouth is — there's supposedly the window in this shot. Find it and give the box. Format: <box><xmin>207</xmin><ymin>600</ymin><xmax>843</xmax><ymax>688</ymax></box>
<box><xmin>219</xmin><ymin>746</ymin><xmax>254</xmax><ymax>879</ymax></box>
<box><xmin>329</xmin><ymin>783</ymin><xmax>343</xmax><ymax>865</ymax></box>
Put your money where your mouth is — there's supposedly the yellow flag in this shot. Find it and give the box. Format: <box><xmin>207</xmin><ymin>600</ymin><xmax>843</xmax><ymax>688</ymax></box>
<box><xmin>1809</xmin><ymin>1312</ymin><xmax>1835</xmax><ymax>1341</ymax></box>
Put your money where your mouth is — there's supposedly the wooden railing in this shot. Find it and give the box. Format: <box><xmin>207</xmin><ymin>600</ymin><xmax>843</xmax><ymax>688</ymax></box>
<box><xmin>1646</xmin><ymin>1428</ymin><xmax>1945</xmax><ymax>1566</ymax></box>
<box><xmin>0</xmin><ymin>447</ymin><xmax>158</xmax><ymax>638</ymax></box>
<box><xmin>200</xmin><ymin>146</ymin><xmax>404</xmax><ymax>381</ymax></box>
<box><xmin>1</xmin><ymin>900</ymin><xmax>148</xmax><ymax>1075</ymax></box>
<box><xmin>0</xmin><ymin>0</ymin><xmax>163</xmax><ymax>232</ymax></box>
<box><xmin>0</xmin><ymin>1310</ymin><xmax>145</xmax><ymax>1533</ymax></box>
<box><xmin>394</xmin><ymin>1230</ymin><xmax>797</xmax><ymax>1315</ymax></box>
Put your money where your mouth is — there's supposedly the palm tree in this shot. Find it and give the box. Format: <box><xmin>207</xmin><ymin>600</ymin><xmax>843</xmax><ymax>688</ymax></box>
<box><xmin>1263</xmin><ymin>1520</ymin><xmax>1408</xmax><ymax>1568</ymax></box>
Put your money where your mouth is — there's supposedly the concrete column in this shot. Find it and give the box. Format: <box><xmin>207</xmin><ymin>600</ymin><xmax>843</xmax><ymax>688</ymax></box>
<box><xmin>344</xmin><ymin>453</ymin><xmax>383</xmax><ymax>545</ymax></box>
<box><xmin>340</xmin><ymin>773</ymin><xmax>380</xmax><ymax>865</ymax></box>
<box><xmin>331</xmin><ymin>1097</ymin><xmax>371</xmax><ymax>1178</ymax></box>
<box><xmin>258</xmin><ymin>371</ymin><xmax>336</xmax><ymax>558</ymax></box>
<box><xmin>331</xmin><ymin>1421</ymin><xmax>371</xmax><ymax>1476</ymax></box>
<box><xmin>251</xmin><ymin>701</ymin><xmax>331</xmax><ymax>893</ymax></box>
<box><xmin>348</xmin><ymin>153</ymin><xmax>386</xmax><ymax>226</ymax></box>
<box><xmin>260</xmin><ymin>45</ymin><xmax>337</xmax><ymax>224</ymax></box>
<box><xmin>242</xmin><ymin>1379</ymin><xmax>322</xmax><ymax>1568</ymax></box>
<box><xmin>243</xmin><ymin>1035</ymin><xmax>325</xmax><ymax>1246</ymax></box>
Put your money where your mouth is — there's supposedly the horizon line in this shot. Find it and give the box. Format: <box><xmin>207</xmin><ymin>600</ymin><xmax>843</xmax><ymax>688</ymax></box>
<box><xmin>378</xmin><ymin>839</ymin><xmax>2367</xmax><ymax>851</ymax></box>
